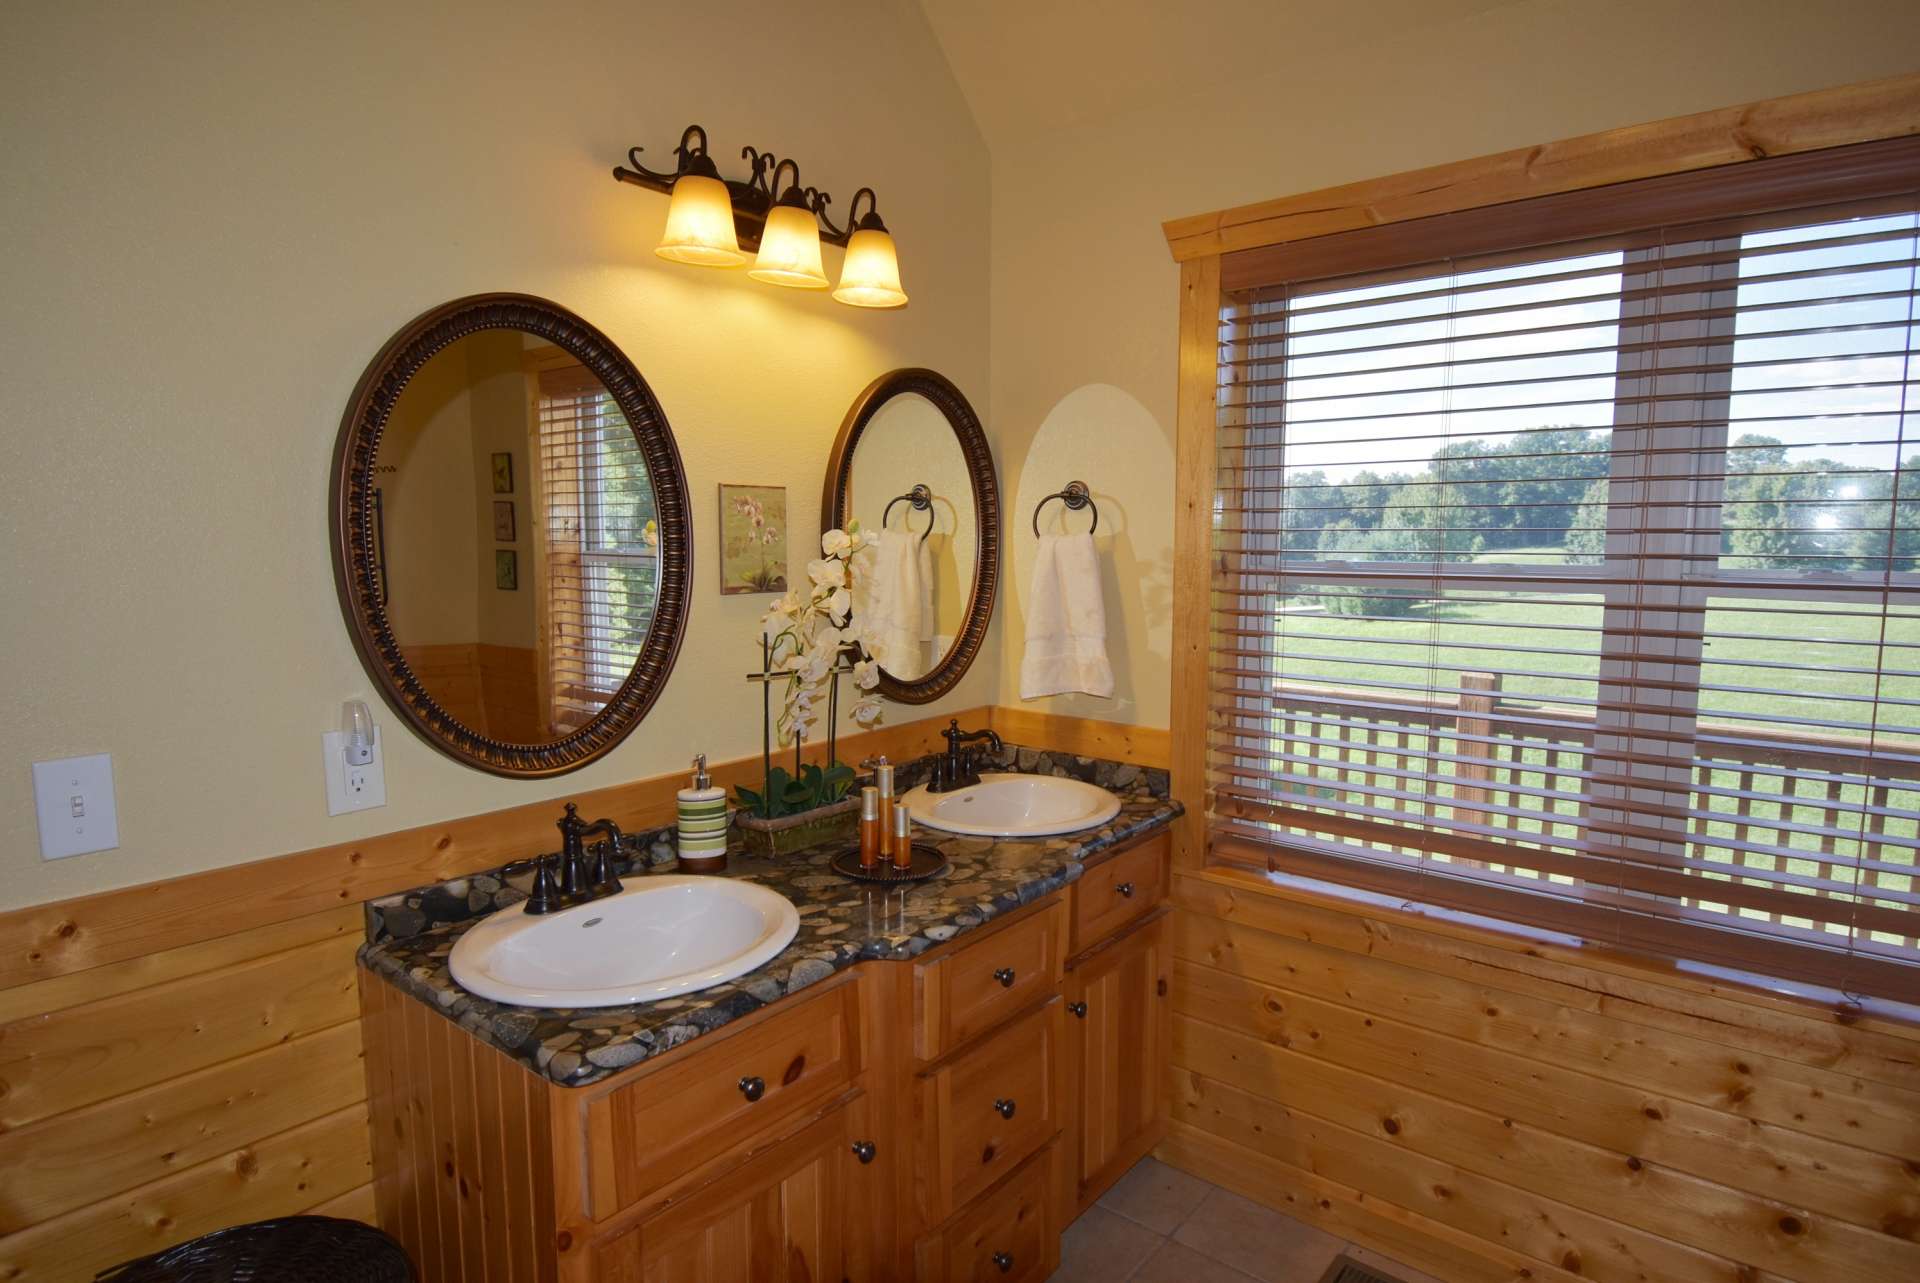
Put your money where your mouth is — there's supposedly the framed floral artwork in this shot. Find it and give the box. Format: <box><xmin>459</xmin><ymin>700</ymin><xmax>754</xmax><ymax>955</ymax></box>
<box><xmin>720</xmin><ymin>484</ymin><xmax>787</xmax><ymax>595</ymax></box>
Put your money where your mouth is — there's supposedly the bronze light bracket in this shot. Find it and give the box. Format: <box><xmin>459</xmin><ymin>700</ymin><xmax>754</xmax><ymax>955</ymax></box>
<box><xmin>613</xmin><ymin>124</ymin><xmax>892</xmax><ymax>252</ymax></box>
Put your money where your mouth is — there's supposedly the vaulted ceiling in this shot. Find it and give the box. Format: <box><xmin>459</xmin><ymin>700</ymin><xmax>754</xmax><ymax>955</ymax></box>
<box><xmin>915</xmin><ymin>0</ymin><xmax>1514</xmax><ymax>150</ymax></box>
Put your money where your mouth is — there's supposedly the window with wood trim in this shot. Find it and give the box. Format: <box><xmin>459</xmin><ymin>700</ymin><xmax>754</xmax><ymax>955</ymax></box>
<box><xmin>1209</xmin><ymin>138</ymin><xmax>1920</xmax><ymax>999</ymax></box>
<box><xmin>535</xmin><ymin>366</ymin><xmax>660</xmax><ymax>734</ymax></box>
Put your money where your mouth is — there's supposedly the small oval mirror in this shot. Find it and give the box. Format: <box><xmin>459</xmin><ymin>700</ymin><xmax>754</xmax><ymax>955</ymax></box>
<box><xmin>822</xmin><ymin>369</ymin><xmax>999</xmax><ymax>703</ymax></box>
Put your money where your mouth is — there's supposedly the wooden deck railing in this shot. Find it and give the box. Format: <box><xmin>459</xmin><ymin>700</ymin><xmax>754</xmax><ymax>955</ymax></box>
<box><xmin>1222</xmin><ymin>674</ymin><xmax>1920</xmax><ymax>947</ymax></box>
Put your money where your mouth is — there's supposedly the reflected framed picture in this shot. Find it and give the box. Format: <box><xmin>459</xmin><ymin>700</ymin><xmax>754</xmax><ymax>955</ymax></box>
<box><xmin>492</xmin><ymin>500</ymin><xmax>516</xmax><ymax>542</ymax></box>
<box><xmin>719</xmin><ymin>483</ymin><xmax>787</xmax><ymax>595</ymax></box>
<box><xmin>494</xmin><ymin>549</ymin><xmax>518</xmax><ymax>591</ymax></box>
<box><xmin>491</xmin><ymin>452</ymin><xmax>514</xmax><ymax>494</ymax></box>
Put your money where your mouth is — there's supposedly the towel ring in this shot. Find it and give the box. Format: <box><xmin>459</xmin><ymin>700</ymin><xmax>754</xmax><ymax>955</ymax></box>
<box><xmin>1032</xmin><ymin>481</ymin><xmax>1099</xmax><ymax>537</ymax></box>
<box><xmin>882</xmin><ymin>483</ymin><xmax>934</xmax><ymax>543</ymax></box>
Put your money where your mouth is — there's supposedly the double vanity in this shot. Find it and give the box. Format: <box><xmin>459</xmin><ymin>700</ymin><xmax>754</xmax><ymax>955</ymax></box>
<box><xmin>358</xmin><ymin>747</ymin><xmax>1178</xmax><ymax>1282</ymax></box>
<box><xmin>330</xmin><ymin>292</ymin><xmax>1151</xmax><ymax>1279</ymax></box>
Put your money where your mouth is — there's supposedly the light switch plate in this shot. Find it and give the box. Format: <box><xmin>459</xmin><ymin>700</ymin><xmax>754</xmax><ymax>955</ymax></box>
<box><xmin>33</xmin><ymin>753</ymin><xmax>120</xmax><ymax>860</ymax></box>
<box><xmin>323</xmin><ymin>727</ymin><xmax>387</xmax><ymax>816</ymax></box>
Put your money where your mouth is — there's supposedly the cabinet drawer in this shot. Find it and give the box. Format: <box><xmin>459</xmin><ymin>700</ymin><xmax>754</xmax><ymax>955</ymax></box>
<box><xmin>1070</xmin><ymin>831</ymin><xmax>1167</xmax><ymax>953</ymax></box>
<box><xmin>915</xmin><ymin>898</ymin><xmax>1065</xmax><ymax>1062</ymax></box>
<box><xmin>921</xmin><ymin>1143</ymin><xmax>1057</xmax><ymax>1283</ymax></box>
<box><xmin>918</xmin><ymin>998</ymin><xmax>1062</xmax><ymax>1221</ymax></box>
<box><xmin>583</xmin><ymin>976</ymin><xmax>861</xmax><ymax>1220</ymax></box>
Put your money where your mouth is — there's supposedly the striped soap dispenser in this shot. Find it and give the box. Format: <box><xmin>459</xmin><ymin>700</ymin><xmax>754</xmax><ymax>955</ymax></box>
<box><xmin>676</xmin><ymin>754</ymin><xmax>729</xmax><ymax>873</ymax></box>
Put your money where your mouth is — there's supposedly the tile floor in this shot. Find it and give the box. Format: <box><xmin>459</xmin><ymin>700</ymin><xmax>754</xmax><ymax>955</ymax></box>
<box><xmin>1054</xmin><ymin>1158</ymin><xmax>1446</xmax><ymax>1283</ymax></box>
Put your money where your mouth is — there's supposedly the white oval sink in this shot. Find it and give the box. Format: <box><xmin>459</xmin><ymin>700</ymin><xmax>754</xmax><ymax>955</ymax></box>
<box><xmin>448</xmin><ymin>875</ymin><xmax>799</xmax><ymax>1008</ymax></box>
<box><xmin>899</xmin><ymin>772</ymin><xmax>1122</xmax><ymax>838</ymax></box>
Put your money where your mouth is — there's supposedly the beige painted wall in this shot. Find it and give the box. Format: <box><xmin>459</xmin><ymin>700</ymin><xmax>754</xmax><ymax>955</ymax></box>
<box><xmin>979</xmin><ymin>0</ymin><xmax>1920</xmax><ymax>729</ymax></box>
<box><xmin>0</xmin><ymin>0</ymin><xmax>990</xmax><ymax>908</ymax></box>
<box><xmin>463</xmin><ymin>332</ymin><xmax>536</xmax><ymax>651</ymax></box>
<box><xmin>379</xmin><ymin>344</ymin><xmax>479</xmax><ymax>646</ymax></box>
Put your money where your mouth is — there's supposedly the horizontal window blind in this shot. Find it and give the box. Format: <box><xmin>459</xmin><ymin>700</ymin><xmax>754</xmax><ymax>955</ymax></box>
<box><xmin>537</xmin><ymin>366</ymin><xmax>660</xmax><ymax>735</ymax></box>
<box><xmin>1210</xmin><ymin>148</ymin><xmax>1920</xmax><ymax>1000</ymax></box>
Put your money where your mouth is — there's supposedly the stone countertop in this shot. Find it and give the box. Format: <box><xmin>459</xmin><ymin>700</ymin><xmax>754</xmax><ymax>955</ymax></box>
<box><xmin>359</xmin><ymin>763</ymin><xmax>1180</xmax><ymax>1089</ymax></box>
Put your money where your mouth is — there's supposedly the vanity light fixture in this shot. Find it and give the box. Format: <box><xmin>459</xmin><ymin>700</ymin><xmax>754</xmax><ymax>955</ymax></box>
<box><xmin>614</xmin><ymin>125</ymin><xmax>908</xmax><ymax>308</ymax></box>
<box><xmin>749</xmin><ymin>161</ymin><xmax>830</xmax><ymax>290</ymax></box>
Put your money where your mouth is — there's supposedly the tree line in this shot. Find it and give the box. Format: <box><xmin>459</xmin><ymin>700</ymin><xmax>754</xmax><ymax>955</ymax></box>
<box><xmin>1283</xmin><ymin>427</ymin><xmax>1919</xmax><ymax>615</ymax></box>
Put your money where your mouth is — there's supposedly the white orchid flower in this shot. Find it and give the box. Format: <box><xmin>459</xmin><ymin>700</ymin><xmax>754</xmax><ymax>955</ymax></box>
<box><xmin>808</xmin><ymin>557</ymin><xmax>846</xmax><ymax>589</ymax></box>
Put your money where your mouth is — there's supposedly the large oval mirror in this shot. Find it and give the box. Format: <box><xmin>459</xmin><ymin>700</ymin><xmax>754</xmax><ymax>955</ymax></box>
<box><xmin>331</xmin><ymin>294</ymin><xmax>690</xmax><ymax>776</ymax></box>
<box><xmin>823</xmin><ymin>368</ymin><xmax>999</xmax><ymax>703</ymax></box>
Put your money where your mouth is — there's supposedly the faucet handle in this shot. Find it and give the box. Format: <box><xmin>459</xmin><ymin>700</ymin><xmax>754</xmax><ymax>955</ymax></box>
<box><xmin>589</xmin><ymin>841</ymin><xmax>623</xmax><ymax>898</ymax></box>
<box><xmin>524</xmin><ymin>856</ymin><xmax>561</xmax><ymax>916</ymax></box>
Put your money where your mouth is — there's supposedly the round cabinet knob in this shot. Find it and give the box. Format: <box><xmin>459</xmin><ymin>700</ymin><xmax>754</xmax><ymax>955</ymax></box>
<box><xmin>993</xmin><ymin>967</ymin><xmax>1016</xmax><ymax>988</ymax></box>
<box><xmin>993</xmin><ymin>1251</ymin><xmax>1014</xmax><ymax>1273</ymax></box>
<box><xmin>851</xmin><ymin>1140</ymin><xmax>877</xmax><ymax>1164</ymax></box>
<box><xmin>993</xmin><ymin>1097</ymin><xmax>1017</xmax><ymax>1119</ymax></box>
<box><xmin>1068</xmin><ymin>1001</ymin><xmax>1088</xmax><ymax>1018</ymax></box>
<box><xmin>737</xmin><ymin>1075</ymin><xmax>766</xmax><ymax>1102</ymax></box>
<box><xmin>1117</xmin><ymin>881</ymin><xmax>1135</xmax><ymax>898</ymax></box>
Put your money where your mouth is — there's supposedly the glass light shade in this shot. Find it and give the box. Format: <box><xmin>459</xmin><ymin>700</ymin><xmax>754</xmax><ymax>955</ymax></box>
<box><xmin>748</xmin><ymin>203</ymin><xmax>830</xmax><ymax>288</ymax></box>
<box><xmin>655</xmin><ymin>173</ymin><xmax>746</xmax><ymax>267</ymax></box>
<box><xmin>833</xmin><ymin>226</ymin><xmax>909</xmax><ymax>308</ymax></box>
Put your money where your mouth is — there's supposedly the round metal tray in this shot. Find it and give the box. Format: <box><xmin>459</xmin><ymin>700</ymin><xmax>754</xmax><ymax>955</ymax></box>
<box><xmin>829</xmin><ymin>842</ymin><xmax>948</xmax><ymax>883</ymax></box>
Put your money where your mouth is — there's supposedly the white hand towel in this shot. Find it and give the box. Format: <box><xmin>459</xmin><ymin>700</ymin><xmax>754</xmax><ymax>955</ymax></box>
<box><xmin>858</xmin><ymin>530</ymin><xmax>928</xmax><ymax>674</ymax></box>
<box><xmin>1020</xmin><ymin>532</ymin><xmax>1115</xmax><ymax>699</ymax></box>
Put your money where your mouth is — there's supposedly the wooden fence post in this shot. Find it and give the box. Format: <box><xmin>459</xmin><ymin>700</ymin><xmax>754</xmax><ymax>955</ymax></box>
<box><xmin>1454</xmin><ymin>673</ymin><xmax>1500</xmax><ymax>844</ymax></box>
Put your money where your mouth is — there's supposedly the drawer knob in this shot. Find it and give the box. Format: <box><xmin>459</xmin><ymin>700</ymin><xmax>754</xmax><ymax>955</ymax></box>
<box><xmin>993</xmin><ymin>967</ymin><xmax>1016</xmax><ymax>988</ymax></box>
<box><xmin>1068</xmin><ymin>1000</ymin><xmax>1088</xmax><ymax>1018</ymax></box>
<box><xmin>992</xmin><ymin>1097</ymin><xmax>1017</xmax><ymax>1120</ymax></box>
<box><xmin>737</xmin><ymin>1075</ymin><xmax>766</xmax><ymax>1102</ymax></box>
<box><xmin>993</xmin><ymin>1251</ymin><xmax>1014</xmax><ymax>1273</ymax></box>
<box><xmin>851</xmin><ymin>1140</ymin><xmax>877</xmax><ymax>1164</ymax></box>
<box><xmin>1117</xmin><ymin>881</ymin><xmax>1135</xmax><ymax>898</ymax></box>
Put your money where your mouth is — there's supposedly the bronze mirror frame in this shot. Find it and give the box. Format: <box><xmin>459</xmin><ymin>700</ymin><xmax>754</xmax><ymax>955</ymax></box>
<box><xmin>822</xmin><ymin>368</ymin><xmax>1000</xmax><ymax>704</ymax></box>
<box><xmin>330</xmin><ymin>293</ymin><xmax>692</xmax><ymax>777</ymax></box>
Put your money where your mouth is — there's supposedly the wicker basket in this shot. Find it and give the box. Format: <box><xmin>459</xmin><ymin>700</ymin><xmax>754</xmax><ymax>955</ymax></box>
<box><xmin>734</xmin><ymin>795</ymin><xmax>861</xmax><ymax>857</ymax></box>
<box><xmin>94</xmin><ymin>1217</ymin><xmax>415</xmax><ymax>1283</ymax></box>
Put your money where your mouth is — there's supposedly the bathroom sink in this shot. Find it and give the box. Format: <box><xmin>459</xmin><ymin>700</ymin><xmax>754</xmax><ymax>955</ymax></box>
<box><xmin>448</xmin><ymin>875</ymin><xmax>799</xmax><ymax>1008</ymax></box>
<box><xmin>898</xmin><ymin>772</ymin><xmax>1122</xmax><ymax>838</ymax></box>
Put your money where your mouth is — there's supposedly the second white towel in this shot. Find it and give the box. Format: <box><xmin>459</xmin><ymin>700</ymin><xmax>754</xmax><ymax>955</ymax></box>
<box><xmin>1020</xmin><ymin>531</ymin><xmax>1114</xmax><ymax>699</ymax></box>
<box><xmin>860</xmin><ymin>529</ymin><xmax>934</xmax><ymax>674</ymax></box>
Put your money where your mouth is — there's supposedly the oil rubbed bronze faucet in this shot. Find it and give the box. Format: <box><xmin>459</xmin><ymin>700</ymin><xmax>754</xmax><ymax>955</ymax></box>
<box><xmin>926</xmin><ymin>719</ymin><xmax>1004</xmax><ymax>794</ymax></box>
<box><xmin>515</xmin><ymin>803</ymin><xmax>627</xmax><ymax>915</ymax></box>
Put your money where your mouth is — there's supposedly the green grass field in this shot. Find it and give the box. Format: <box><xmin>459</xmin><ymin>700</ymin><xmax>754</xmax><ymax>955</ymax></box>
<box><xmin>1240</xmin><ymin>549</ymin><xmax>1919</xmax><ymax>945</ymax></box>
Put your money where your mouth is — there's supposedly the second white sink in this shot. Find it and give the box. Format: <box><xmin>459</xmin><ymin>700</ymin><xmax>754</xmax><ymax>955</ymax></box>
<box><xmin>448</xmin><ymin>875</ymin><xmax>799</xmax><ymax>1009</ymax></box>
<box><xmin>899</xmin><ymin>772</ymin><xmax>1122</xmax><ymax>838</ymax></box>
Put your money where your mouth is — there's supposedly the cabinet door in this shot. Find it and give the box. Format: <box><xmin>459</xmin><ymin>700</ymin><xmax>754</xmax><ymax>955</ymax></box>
<box><xmin>596</xmin><ymin>1106</ymin><xmax>851</xmax><ymax>1283</ymax></box>
<box><xmin>1063</xmin><ymin>914</ymin><xmax>1169</xmax><ymax>1214</ymax></box>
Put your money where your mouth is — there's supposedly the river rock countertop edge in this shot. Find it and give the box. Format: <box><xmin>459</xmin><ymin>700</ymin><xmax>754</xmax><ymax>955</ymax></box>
<box><xmin>358</xmin><ymin>747</ymin><xmax>1180</xmax><ymax>1088</ymax></box>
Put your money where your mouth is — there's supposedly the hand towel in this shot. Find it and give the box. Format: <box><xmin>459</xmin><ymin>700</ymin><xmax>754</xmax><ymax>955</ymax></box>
<box><xmin>858</xmin><ymin>529</ymin><xmax>928</xmax><ymax>674</ymax></box>
<box><xmin>1020</xmin><ymin>532</ymin><xmax>1114</xmax><ymax>699</ymax></box>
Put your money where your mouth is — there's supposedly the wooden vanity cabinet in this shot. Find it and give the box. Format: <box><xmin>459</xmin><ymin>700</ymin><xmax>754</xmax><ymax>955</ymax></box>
<box><xmin>1061</xmin><ymin>912</ymin><xmax>1170</xmax><ymax>1216</ymax></box>
<box><xmin>361</xmin><ymin>825</ymin><xmax>1175</xmax><ymax>1283</ymax></box>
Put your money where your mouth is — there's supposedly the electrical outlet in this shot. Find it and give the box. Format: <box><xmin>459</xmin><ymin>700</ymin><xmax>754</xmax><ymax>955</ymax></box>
<box><xmin>32</xmin><ymin>753</ymin><xmax>120</xmax><ymax>860</ymax></box>
<box><xmin>324</xmin><ymin>727</ymin><xmax>387</xmax><ymax>815</ymax></box>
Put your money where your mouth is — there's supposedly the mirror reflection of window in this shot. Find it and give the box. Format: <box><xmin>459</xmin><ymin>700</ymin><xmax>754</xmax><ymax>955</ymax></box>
<box><xmin>535</xmin><ymin>365</ymin><xmax>659</xmax><ymax>736</ymax></box>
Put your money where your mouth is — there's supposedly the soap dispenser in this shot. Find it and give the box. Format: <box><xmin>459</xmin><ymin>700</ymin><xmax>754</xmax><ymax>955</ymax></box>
<box><xmin>677</xmin><ymin>754</ymin><xmax>729</xmax><ymax>873</ymax></box>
